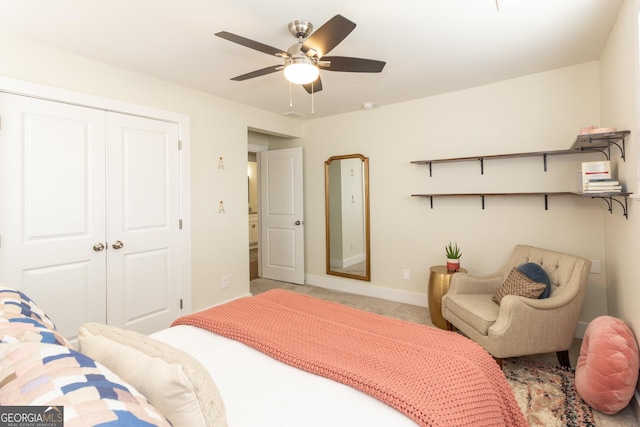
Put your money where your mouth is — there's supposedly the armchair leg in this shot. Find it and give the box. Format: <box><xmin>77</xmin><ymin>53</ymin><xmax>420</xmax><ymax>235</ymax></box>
<box><xmin>556</xmin><ymin>350</ymin><xmax>571</xmax><ymax>368</ymax></box>
<box><xmin>445</xmin><ymin>321</ymin><xmax>453</xmax><ymax>332</ymax></box>
<box><xmin>493</xmin><ymin>357</ymin><xmax>503</xmax><ymax>369</ymax></box>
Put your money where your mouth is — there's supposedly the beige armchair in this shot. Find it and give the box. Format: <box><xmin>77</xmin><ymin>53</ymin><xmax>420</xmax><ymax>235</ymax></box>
<box><xmin>441</xmin><ymin>244</ymin><xmax>591</xmax><ymax>367</ymax></box>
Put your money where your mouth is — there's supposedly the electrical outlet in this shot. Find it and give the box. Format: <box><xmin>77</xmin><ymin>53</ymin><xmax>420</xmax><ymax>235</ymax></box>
<box><xmin>221</xmin><ymin>275</ymin><xmax>229</xmax><ymax>289</ymax></box>
<box><xmin>403</xmin><ymin>269</ymin><xmax>410</xmax><ymax>280</ymax></box>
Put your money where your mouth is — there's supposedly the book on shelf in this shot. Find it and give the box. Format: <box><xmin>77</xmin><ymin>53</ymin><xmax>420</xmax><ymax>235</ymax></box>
<box><xmin>583</xmin><ymin>186</ymin><xmax>622</xmax><ymax>193</ymax></box>
<box><xmin>585</xmin><ymin>179</ymin><xmax>619</xmax><ymax>186</ymax></box>
<box><xmin>584</xmin><ymin>180</ymin><xmax>621</xmax><ymax>190</ymax></box>
<box><xmin>581</xmin><ymin>161</ymin><xmax>611</xmax><ymax>182</ymax></box>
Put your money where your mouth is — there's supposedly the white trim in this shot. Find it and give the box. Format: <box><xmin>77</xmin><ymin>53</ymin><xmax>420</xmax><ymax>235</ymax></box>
<box><xmin>0</xmin><ymin>75</ymin><xmax>193</xmax><ymax>314</ymax></box>
<box><xmin>635</xmin><ymin>8</ymin><xmax>640</xmax><ymax>195</ymax></box>
<box><xmin>307</xmin><ymin>272</ymin><xmax>587</xmax><ymax>339</ymax></box>
<box><xmin>248</xmin><ymin>143</ymin><xmax>269</xmax><ymax>153</ymax></box>
<box><xmin>0</xmin><ymin>75</ymin><xmax>185</xmax><ymax>122</ymax></box>
<box><xmin>305</xmin><ymin>273</ymin><xmax>428</xmax><ymax>307</ymax></box>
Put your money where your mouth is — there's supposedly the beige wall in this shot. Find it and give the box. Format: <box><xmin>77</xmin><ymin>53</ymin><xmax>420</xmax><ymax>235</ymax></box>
<box><xmin>294</xmin><ymin>62</ymin><xmax>608</xmax><ymax>334</ymax></box>
<box><xmin>0</xmin><ymin>35</ymin><xmax>302</xmax><ymax>311</ymax></box>
<box><xmin>599</xmin><ymin>0</ymin><xmax>640</xmax><ymax>402</ymax></box>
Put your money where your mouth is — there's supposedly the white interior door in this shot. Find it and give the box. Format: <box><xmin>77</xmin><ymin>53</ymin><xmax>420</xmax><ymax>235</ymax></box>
<box><xmin>106</xmin><ymin>113</ymin><xmax>182</xmax><ymax>334</ymax></box>
<box><xmin>260</xmin><ymin>147</ymin><xmax>305</xmax><ymax>284</ymax></box>
<box><xmin>0</xmin><ymin>93</ymin><xmax>107</xmax><ymax>341</ymax></box>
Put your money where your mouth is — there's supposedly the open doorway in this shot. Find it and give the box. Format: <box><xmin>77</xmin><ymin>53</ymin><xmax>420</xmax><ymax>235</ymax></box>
<box><xmin>248</xmin><ymin>132</ymin><xmax>269</xmax><ymax>282</ymax></box>
<box><xmin>248</xmin><ymin>151</ymin><xmax>259</xmax><ymax>280</ymax></box>
<box><xmin>248</xmin><ymin>131</ymin><xmax>305</xmax><ymax>284</ymax></box>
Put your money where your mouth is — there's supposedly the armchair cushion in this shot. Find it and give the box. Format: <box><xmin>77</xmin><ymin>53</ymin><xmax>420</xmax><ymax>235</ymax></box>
<box><xmin>517</xmin><ymin>262</ymin><xmax>551</xmax><ymax>298</ymax></box>
<box><xmin>445</xmin><ymin>294</ymin><xmax>499</xmax><ymax>335</ymax></box>
<box><xmin>492</xmin><ymin>268</ymin><xmax>546</xmax><ymax>304</ymax></box>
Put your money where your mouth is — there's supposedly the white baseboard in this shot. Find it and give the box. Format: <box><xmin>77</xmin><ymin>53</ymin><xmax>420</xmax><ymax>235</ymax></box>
<box><xmin>305</xmin><ymin>274</ymin><xmax>590</xmax><ymax>341</ymax></box>
<box><xmin>195</xmin><ymin>292</ymin><xmax>252</xmax><ymax>313</ymax></box>
<box><xmin>304</xmin><ymin>274</ymin><xmax>428</xmax><ymax>307</ymax></box>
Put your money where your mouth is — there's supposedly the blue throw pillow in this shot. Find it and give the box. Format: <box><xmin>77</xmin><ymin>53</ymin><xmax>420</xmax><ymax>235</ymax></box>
<box><xmin>517</xmin><ymin>262</ymin><xmax>551</xmax><ymax>299</ymax></box>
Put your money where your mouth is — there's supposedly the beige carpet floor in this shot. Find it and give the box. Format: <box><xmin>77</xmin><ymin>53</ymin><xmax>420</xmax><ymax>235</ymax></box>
<box><xmin>250</xmin><ymin>278</ymin><xmax>638</xmax><ymax>427</ymax></box>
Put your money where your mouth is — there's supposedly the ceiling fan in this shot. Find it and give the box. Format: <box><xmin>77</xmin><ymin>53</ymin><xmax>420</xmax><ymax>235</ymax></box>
<box><xmin>215</xmin><ymin>14</ymin><xmax>386</xmax><ymax>94</ymax></box>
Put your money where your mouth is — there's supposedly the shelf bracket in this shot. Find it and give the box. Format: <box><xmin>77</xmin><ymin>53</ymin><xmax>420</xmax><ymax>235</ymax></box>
<box><xmin>481</xmin><ymin>195</ymin><xmax>485</xmax><ymax>209</ymax></box>
<box><xmin>578</xmin><ymin>137</ymin><xmax>625</xmax><ymax>161</ymax></box>
<box><xmin>544</xmin><ymin>194</ymin><xmax>549</xmax><ymax>210</ymax></box>
<box><xmin>428</xmin><ymin>161</ymin><xmax>433</xmax><ymax>177</ymax></box>
<box><xmin>478</xmin><ymin>158</ymin><xmax>484</xmax><ymax>175</ymax></box>
<box><xmin>429</xmin><ymin>195</ymin><xmax>434</xmax><ymax>209</ymax></box>
<box><xmin>610</xmin><ymin>138</ymin><xmax>626</xmax><ymax>161</ymax></box>
<box><xmin>543</xmin><ymin>153</ymin><xmax>548</xmax><ymax>172</ymax></box>
<box><xmin>591</xmin><ymin>195</ymin><xmax>629</xmax><ymax>219</ymax></box>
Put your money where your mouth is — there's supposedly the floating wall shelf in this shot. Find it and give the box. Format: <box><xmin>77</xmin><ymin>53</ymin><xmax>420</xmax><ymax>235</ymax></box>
<box><xmin>411</xmin><ymin>130</ymin><xmax>630</xmax><ymax>176</ymax></box>
<box><xmin>411</xmin><ymin>192</ymin><xmax>632</xmax><ymax>218</ymax></box>
<box><xmin>411</xmin><ymin>131</ymin><xmax>631</xmax><ymax>218</ymax></box>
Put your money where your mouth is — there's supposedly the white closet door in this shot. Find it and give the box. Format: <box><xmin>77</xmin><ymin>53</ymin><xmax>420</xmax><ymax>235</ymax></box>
<box><xmin>0</xmin><ymin>93</ymin><xmax>107</xmax><ymax>341</ymax></box>
<box><xmin>106</xmin><ymin>112</ymin><xmax>181</xmax><ymax>334</ymax></box>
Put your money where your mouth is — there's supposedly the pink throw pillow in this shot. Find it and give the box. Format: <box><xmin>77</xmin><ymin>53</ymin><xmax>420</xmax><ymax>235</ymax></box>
<box><xmin>575</xmin><ymin>316</ymin><xmax>639</xmax><ymax>414</ymax></box>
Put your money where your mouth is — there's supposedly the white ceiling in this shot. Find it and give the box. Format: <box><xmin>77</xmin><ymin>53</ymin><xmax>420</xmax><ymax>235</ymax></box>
<box><xmin>0</xmin><ymin>0</ymin><xmax>624</xmax><ymax>119</ymax></box>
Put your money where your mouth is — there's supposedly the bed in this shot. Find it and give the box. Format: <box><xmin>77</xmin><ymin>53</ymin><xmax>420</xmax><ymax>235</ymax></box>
<box><xmin>0</xmin><ymin>285</ymin><xmax>526</xmax><ymax>426</ymax></box>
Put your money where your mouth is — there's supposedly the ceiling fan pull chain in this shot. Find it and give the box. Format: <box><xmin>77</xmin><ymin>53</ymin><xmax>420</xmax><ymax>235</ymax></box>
<box><xmin>311</xmin><ymin>81</ymin><xmax>315</xmax><ymax>114</ymax></box>
<box><xmin>289</xmin><ymin>81</ymin><xmax>293</xmax><ymax>107</ymax></box>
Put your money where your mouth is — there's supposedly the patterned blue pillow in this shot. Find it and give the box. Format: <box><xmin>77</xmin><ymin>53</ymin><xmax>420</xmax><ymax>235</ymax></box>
<box><xmin>0</xmin><ymin>342</ymin><xmax>172</xmax><ymax>426</ymax></box>
<box><xmin>517</xmin><ymin>262</ymin><xmax>551</xmax><ymax>299</ymax></box>
<box><xmin>0</xmin><ymin>285</ymin><xmax>71</xmax><ymax>347</ymax></box>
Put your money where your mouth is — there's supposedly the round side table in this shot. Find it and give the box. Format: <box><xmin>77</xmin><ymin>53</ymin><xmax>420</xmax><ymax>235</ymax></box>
<box><xmin>428</xmin><ymin>265</ymin><xmax>467</xmax><ymax>330</ymax></box>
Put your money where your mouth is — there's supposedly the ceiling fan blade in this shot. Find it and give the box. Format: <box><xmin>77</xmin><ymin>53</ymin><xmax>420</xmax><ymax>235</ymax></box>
<box><xmin>231</xmin><ymin>65</ymin><xmax>282</xmax><ymax>81</ymax></box>
<box><xmin>216</xmin><ymin>31</ymin><xmax>289</xmax><ymax>58</ymax></box>
<box><xmin>302</xmin><ymin>76</ymin><xmax>323</xmax><ymax>94</ymax></box>
<box><xmin>301</xmin><ymin>15</ymin><xmax>356</xmax><ymax>58</ymax></box>
<box><xmin>320</xmin><ymin>56</ymin><xmax>386</xmax><ymax>73</ymax></box>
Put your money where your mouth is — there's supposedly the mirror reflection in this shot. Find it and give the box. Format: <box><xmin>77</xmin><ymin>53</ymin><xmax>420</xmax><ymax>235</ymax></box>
<box><xmin>325</xmin><ymin>154</ymin><xmax>370</xmax><ymax>281</ymax></box>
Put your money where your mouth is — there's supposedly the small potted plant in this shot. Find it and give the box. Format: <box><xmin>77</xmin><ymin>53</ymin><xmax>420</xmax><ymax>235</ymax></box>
<box><xmin>445</xmin><ymin>242</ymin><xmax>461</xmax><ymax>272</ymax></box>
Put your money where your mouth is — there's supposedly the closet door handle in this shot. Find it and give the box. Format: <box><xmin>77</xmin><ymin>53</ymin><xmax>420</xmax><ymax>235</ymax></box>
<box><xmin>93</xmin><ymin>243</ymin><xmax>105</xmax><ymax>252</ymax></box>
<box><xmin>112</xmin><ymin>240</ymin><xmax>124</xmax><ymax>250</ymax></box>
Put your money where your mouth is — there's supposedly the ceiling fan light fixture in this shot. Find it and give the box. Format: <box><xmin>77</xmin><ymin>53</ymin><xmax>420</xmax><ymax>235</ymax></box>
<box><xmin>284</xmin><ymin>59</ymin><xmax>319</xmax><ymax>85</ymax></box>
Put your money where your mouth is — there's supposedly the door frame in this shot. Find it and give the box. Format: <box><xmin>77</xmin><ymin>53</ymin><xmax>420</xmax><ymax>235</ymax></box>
<box><xmin>0</xmin><ymin>76</ymin><xmax>192</xmax><ymax>314</ymax></box>
<box><xmin>248</xmin><ymin>143</ymin><xmax>268</xmax><ymax>279</ymax></box>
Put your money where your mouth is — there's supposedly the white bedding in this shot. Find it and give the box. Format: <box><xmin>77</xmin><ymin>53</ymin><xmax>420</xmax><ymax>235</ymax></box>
<box><xmin>151</xmin><ymin>325</ymin><xmax>418</xmax><ymax>427</ymax></box>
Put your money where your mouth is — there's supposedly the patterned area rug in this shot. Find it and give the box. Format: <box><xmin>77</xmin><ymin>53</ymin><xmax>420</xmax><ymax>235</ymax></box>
<box><xmin>503</xmin><ymin>358</ymin><xmax>595</xmax><ymax>426</ymax></box>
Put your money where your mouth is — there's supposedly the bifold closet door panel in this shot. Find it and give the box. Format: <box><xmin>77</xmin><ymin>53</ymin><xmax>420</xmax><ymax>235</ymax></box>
<box><xmin>105</xmin><ymin>112</ymin><xmax>182</xmax><ymax>334</ymax></box>
<box><xmin>0</xmin><ymin>93</ymin><xmax>108</xmax><ymax>341</ymax></box>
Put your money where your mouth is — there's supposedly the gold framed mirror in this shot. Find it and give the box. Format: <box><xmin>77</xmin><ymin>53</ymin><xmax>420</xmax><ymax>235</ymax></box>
<box><xmin>325</xmin><ymin>154</ymin><xmax>370</xmax><ymax>281</ymax></box>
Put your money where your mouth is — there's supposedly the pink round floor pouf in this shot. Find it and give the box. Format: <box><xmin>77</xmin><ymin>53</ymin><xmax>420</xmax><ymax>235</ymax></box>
<box><xmin>575</xmin><ymin>315</ymin><xmax>639</xmax><ymax>414</ymax></box>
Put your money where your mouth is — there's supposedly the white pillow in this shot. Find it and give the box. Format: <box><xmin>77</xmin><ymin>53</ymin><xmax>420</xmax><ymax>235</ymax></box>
<box><xmin>78</xmin><ymin>323</ymin><xmax>227</xmax><ymax>427</ymax></box>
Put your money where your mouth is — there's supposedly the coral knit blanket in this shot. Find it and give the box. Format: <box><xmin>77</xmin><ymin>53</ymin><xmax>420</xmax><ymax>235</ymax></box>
<box><xmin>172</xmin><ymin>289</ymin><xmax>526</xmax><ymax>427</ymax></box>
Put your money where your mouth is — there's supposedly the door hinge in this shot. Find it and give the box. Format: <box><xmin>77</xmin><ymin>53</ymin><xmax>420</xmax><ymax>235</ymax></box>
<box><xmin>179</xmin><ymin>219</ymin><xmax>183</xmax><ymax>229</ymax></box>
<box><xmin>180</xmin><ymin>299</ymin><xmax>183</xmax><ymax>310</ymax></box>
<box><xmin>178</xmin><ymin>140</ymin><xmax>182</xmax><ymax>150</ymax></box>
